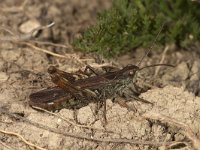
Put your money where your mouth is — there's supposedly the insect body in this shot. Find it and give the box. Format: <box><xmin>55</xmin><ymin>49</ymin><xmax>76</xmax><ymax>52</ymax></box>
<box><xmin>29</xmin><ymin>65</ymin><xmax>140</xmax><ymax>111</ymax></box>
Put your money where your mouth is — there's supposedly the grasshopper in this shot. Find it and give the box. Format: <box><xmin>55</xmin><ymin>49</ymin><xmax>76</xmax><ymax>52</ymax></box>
<box><xmin>29</xmin><ymin>62</ymin><xmax>172</xmax><ymax>123</ymax></box>
<box><xmin>29</xmin><ymin>65</ymin><xmax>141</xmax><ymax>111</ymax></box>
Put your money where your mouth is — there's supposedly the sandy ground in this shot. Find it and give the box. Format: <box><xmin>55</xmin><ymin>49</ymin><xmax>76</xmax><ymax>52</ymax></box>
<box><xmin>0</xmin><ymin>0</ymin><xmax>200</xmax><ymax>150</ymax></box>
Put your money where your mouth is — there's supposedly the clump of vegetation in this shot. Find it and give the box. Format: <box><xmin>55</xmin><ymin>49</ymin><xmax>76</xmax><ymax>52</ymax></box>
<box><xmin>73</xmin><ymin>0</ymin><xmax>200</xmax><ymax>57</ymax></box>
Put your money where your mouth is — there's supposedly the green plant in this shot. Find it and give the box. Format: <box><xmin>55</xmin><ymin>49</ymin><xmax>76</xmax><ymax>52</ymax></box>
<box><xmin>73</xmin><ymin>0</ymin><xmax>200</xmax><ymax>57</ymax></box>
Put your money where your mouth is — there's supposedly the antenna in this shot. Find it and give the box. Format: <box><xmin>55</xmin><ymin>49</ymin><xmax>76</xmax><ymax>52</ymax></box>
<box><xmin>137</xmin><ymin>23</ymin><xmax>165</xmax><ymax>67</ymax></box>
<box><xmin>139</xmin><ymin>64</ymin><xmax>174</xmax><ymax>71</ymax></box>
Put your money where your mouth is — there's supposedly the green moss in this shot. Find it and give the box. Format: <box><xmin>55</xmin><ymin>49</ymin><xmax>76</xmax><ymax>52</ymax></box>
<box><xmin>73</xmin><ymin>0</ymin><xmax>200</xmax><ymax>57</ymax></box>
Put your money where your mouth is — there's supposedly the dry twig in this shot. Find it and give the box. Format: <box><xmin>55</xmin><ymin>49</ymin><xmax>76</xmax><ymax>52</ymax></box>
<box><xmin>17</xmin><ymin>41</ymin><xmax>67</xmax><ymax>58</ymax></box>
<box><xmin>17</xmin><ymin>41</ymin><xmax>91</xmax><ymax>66</ymax></box>
<box><xmin>0</xmin><ymin>129</ymin><xmax>46</xmax><ymax>150</ymax></box>
<box><xmin>31</xmin><ymin>40</ymin><xmax>73</xmax><ymax>49</ymax></box>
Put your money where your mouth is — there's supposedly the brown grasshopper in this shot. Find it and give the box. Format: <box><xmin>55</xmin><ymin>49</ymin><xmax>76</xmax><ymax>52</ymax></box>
<box><xmin>29</xmin><ymin>24</ymin><xmax>173</xmax><ymax>122</ymax></box>
<box><xmin>29</xmin><ymin>65</ymin><xmax>141</xmax><ymax>111</ymax></box>
<box><xmin>29</xmin><ymin>63</ymin><xmax>173</xmax><ymax>109</ymax></box>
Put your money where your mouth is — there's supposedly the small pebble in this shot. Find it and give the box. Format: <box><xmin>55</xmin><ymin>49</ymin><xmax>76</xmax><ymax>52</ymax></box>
<box><xmin>19</xmin><ymin>19</ymin><xmax>41</xmax><ymax>34</ymax></box>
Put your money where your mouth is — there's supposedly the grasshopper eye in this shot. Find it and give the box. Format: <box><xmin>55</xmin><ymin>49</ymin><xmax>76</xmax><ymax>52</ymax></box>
<box><xmin>129</xmin><ymin>71</ymin><xmax>134</xmax><ymax>75</ymax></box>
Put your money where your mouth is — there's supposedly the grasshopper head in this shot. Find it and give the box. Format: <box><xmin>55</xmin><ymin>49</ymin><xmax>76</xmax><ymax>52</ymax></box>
<box><xmin>121</xmin><ymin>65</ymin><xmax>139</xmax><ymax>77</ymax></box>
